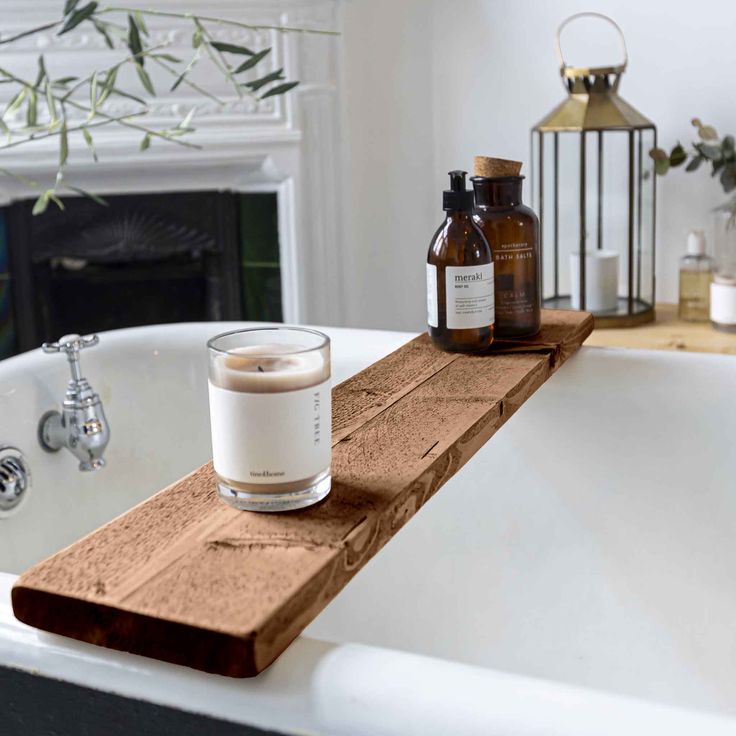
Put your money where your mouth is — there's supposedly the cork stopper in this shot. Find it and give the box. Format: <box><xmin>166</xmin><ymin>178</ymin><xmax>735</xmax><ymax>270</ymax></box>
<box><xmin>474</xmin><ymin>156</ymin><xmax>522</xmax><ymax>177</ymax></box>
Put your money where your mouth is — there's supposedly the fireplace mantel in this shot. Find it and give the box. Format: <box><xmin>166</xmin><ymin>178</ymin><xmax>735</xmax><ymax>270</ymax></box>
<box><xmin>0</xmin><ymin>0</ymin><xmax>344</xmax><ymax>324</ymax></box>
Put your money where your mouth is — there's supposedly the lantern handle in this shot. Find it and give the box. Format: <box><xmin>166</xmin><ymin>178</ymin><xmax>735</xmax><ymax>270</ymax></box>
<box><xmin>556</xmin><ymin>12</ymin><xmax>629</xmax><ymax>75</ymax></box>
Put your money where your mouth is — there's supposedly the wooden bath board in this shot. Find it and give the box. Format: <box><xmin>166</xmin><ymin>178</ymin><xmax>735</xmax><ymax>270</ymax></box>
<box><xmin>13</xmin><ymin>310</ymin><xmax>592</xmax><ymax>677</ymax></box>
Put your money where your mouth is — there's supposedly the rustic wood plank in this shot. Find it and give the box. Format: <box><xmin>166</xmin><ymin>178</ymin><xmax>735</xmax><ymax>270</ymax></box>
<box><xmin>12</xmin><ymin>310</ymin><xmax>593</xmax><ymax>677</ymax></box>
<box><xmin>585</xmin><ymin>302</ymin><xmax>736</xmax><ymax>356</ymax></box>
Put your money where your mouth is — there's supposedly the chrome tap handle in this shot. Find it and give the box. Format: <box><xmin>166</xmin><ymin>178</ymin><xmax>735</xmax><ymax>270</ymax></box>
<box><xmin>42</xmin><ymin>333</ymin><xmax>99</xmax><ymax>354</ymax></box>
<box><xmin>42</xmin><ymin>334</ymin><xmax>99</xmax><ymax>382</ymax></box>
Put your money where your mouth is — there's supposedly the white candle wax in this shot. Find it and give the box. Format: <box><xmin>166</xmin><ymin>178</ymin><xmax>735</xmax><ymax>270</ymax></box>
<box><xmin>570</xmin><ymin>250</ymin><xmax>619</xmax><ymax>312</ymax></box>
<box><xmin>210</xmin><ymin>344</ymin><xmax>329</xmax><ymax>393</ymax></box>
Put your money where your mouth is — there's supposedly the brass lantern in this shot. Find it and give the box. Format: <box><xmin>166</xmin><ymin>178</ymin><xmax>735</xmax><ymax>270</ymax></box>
<box><xmin>532</xmin><ymin>13</ymin><xmax>656</xmax><ymax>327</ymax></box>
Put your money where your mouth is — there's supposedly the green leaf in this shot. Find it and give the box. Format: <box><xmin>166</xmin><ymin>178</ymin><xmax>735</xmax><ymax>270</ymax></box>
<box><xmin>179</xmin><ymin>107</ymin><xmax>196</xmax><ymax>131</ymax></box>
<box><xmin>32</xmin><ymin>191</ymin><xmax>50</xmax><ymax>215</ymax></box>
<box><xmin>82</xmin><ymin>127</ymin><xmax>97</xmax><ymax>162</ymax></box>
<box><xmin>140</xmin><ymin>132</ymin><xmax>151</xmax><ymax>151</ymax></box>
<box><xmin>127</xmin><ymin>14</ymin><xmax>144</xmax><ymax>64</ymax></box>
<box><xmin>48</xmin><ymin>192</ymin><xmax>65</xmax><ymax>211</ymax></box>
<box><xmin>210</xmin><ymin>41</ymin><xmax>255</xmax><ymax>56</ymax></box>
<box><xmin>649</xmin><ymin>147</ymin><xmax>668</xmax><ymax>162</ymax></box>
<box><xmin>721</xmin><ymin>164</ymin><xmax>736</xmax><ymax>193</ymax></box>
<box><xmin>153</xmin><ymin>53</ymin><xmax>183</xmax><ymax>64</ymax></box>
<box><xmin>234</xmin><ymin>48</ymin><xmax>271</xmax><ymax>73</ymax></box>
<box><xmin>260</xmin><ymin>80</ymin><xmax>300</xmax><ymax>99</ymax></box>
<box><xmin>93</xmin><ymin>19</ymin><xmax>114</xmax><ymax>49</ymax></box>
<box><xmin>695</xmin><ymin>142</ymin><xmax>721</xmax><ymax>160</ymax></box>
<box><xmin>723</xmin><ymin>135</ymin><xmax>735</xmax><ymax>157</ymax></box>
<box><xmin>133</xmin><ymin>10</ymin><xmax>148</xmax><ymax>36</ymax></box>
<box><xmin>26</xmin><ymin>89</ymin><xmax>37</xmax><ymax>127</ymax></box>
<box><xmin>243</xmin><ymin>69</ymin><xmax>286</xmax><ymax>92</ymax></box>
<box><xmin>654</xmin><ymin>158</ymin><xmax>670</xmax><ymax>176</ymax></box>
<box><xmin>45</xmin><ymin>81</ymin><xmax>57</xmax><ymax>124</ymax></box>
<box><xmin>135</xmin><ymin>64</ymin><xmax>155</xmax><ymax>95</ymax></box>
<box><xmin>192</xmin><ymin>28</ymin><xmax>204</xmax><ymax>48</ymax></box>
<box><xmin>59</xmin><ymin>119</ymin><xmax>69</xmax><ymax>167</ymax></box>
<box><xmin>685</xmin><ymin>155</ymin><xmax>704</xmax><ymax>172</ymax></box>
<box><xmin>4</xmin><ymin>87</ymin><xmax>26</xmax><ymax>117</ymax></box>
<box><xmin>669</xmin><ymin>143</ymin><xmax>687</xmax><ymax>167</ymax></box>
<box><xmin>170</xmin><ymin>72</ymin><xmax>187</xmax><ymax>92</ymax></box>
<box><xmin>98</xmin><ymin>67</ymin><xmax>118</xmax><ymax>106</ymax></box>
<box><xmin>170</xmin><ymin>49</ymin><xmax>201</xmax><ymax>92</ymax></box>
<box><xmin>64</xmin><ymin>0</ymin><xmax>80</xmax><ymax>15</ymax></box>
<box><xmin>59</xmin><ymin>2</ymin><xmax>98</xmax><ymax>35</ymax></box>
<box><xmin>34</xmin><ymin>55</ymin><xmax>47</xmax><ymax>88</ymax></box>
<box><xmin>88</xmin><ymin>72</ymin><xmax>98</xmax><ymax>120</ymax></box>
<box><xmin>67</xmin><ymin>185</ymin><xmax>107</xmax><ymax>206</ymax></box>
<box><xmin>52</xmin><ymin>76</ymin><xmax>79</xmax><ymax>88</ymax></box>
<box><xmin>244</xmin><ymin>68</ymin><xmax>284</xmax><ymax>92</ymax></box>
<box><xmin>0</xmin><ymin>117</ymin><xmax>10</xmax><ymax>142</ymax></box>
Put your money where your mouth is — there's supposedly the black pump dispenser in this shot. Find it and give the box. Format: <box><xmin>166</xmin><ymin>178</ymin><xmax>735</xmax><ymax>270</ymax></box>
<box><xmin>443</xmin><ymin>170</ymin><xmax>474</xmax><ymax>212</ymax></box>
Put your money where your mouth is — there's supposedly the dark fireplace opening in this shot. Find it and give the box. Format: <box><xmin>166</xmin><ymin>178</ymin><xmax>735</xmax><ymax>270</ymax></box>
<box><xmin>0</xmin><ymin>189</ymin><xmax>282</xmax><ymax>357</ymax></box>
<box><xmin>44</xmin><ymin>256</ymin><xmax>209</xmax><ymax>337</ymax></box>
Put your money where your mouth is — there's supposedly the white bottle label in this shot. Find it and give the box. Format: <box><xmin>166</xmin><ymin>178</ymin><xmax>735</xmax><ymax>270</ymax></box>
<box><xmin>445</xmin><ymin>263</ymin><xmax>495</xmax><ymax>329</ymax></box>
<box><xmin>426</xmin><ymin>263</ymin><xmax>438</xmax><ymax>327</ymax></box>
<box><xmin>208</xmin><ymin>379</ymin><xmax>331</xmax><ymax>484</ymax></box>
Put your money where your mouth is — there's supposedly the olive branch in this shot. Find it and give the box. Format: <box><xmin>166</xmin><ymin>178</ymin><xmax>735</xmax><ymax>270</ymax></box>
<box><xmin>0</xmin><ymin>2</ymin><xmax>336</xmax><ymax>214</ymax></box>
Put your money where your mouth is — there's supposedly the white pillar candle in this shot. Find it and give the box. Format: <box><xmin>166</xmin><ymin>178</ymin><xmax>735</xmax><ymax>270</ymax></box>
<box><xmin>570</xmin><ymin>250</ymin><xmax>619</xmax><ymax>312</ymax></box>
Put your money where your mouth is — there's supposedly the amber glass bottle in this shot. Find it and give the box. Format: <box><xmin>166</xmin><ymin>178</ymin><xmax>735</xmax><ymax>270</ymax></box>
<box><xmin>427</xmin><ymin>171</ymin><xmax>494</xmax><ymax>352</ymax></box>
<box><xmin>472</xmin><ymin>176</ymin><xmax>541</xmax><ymax>338</ymax></box>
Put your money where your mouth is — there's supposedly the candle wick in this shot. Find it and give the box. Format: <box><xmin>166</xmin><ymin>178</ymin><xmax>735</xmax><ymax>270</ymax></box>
<box><xmin>257</xmin><ymin>365</ymin><xmax>265</xmax><ymax>372</ymax></box>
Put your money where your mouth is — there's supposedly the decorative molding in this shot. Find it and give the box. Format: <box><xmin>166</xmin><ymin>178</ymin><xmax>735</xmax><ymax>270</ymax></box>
<box><xmin>0</xmin><ymin>0</ymin><xmax>344</xmax><ymax>325</ymax></box>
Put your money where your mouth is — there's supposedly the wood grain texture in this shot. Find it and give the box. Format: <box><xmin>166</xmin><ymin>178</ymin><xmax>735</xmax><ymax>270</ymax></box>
<box><xmin>12</xmin><ymin>310</ymin><xmax>593</xmax><ymax>677</ymax></box>
<box><xmin>585</xmin><ymin>303</ymin><xmax>736</xmax><ymax>355</ymax></box>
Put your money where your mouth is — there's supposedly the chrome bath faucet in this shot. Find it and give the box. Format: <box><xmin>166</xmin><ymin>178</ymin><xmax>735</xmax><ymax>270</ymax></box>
<box><xmin>38</xmin><ymin>334</ymin><xmax>110</xmax><ymax>471</ymax></box>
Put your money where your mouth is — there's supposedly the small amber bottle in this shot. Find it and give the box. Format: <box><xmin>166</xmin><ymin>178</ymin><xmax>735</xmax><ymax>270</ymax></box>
<box><xmin>427</xmin><ymin>171</ymin><xmax>494</xmax><ymax>352</ymax></box>
<box><xmin>472</xmin><ymin>158</ymin><xmax>541</xmax><ymax>338</ymax></box>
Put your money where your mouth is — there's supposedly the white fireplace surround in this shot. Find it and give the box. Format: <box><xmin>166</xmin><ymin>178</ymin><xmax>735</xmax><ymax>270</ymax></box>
<box><xmin>0</xmin><ymin>0</ymin><xmax>343</xmax><ymax>325</ymax></box>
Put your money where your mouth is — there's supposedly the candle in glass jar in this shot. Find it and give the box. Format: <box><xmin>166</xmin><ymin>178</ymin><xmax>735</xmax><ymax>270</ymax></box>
<box><xmin>207</xmin><ymin>329</ymin><xmax>331</xmax><ymax>512</ymax></box>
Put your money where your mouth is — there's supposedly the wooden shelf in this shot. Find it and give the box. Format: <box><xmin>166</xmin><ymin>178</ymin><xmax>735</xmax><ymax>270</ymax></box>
<box><xmin>585</xmin><ymin>303</ymin><xmax>736</xmax><ymax>356</ymax></box>
<box><xmin>12</xmin><ymin>310</ymin><xmax>593</xmax><ymax>678</ymax></box>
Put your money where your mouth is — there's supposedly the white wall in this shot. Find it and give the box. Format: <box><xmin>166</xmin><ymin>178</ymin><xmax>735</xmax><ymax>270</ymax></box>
<box><xmin>338</xmin><ymin>0</ymin><xmax>435</xmax><ymax>330</ymax></box>
<box><xmin>339</xmin><ymin>0</ymin><xmax>736</xmax><ymax>330</ymax></box>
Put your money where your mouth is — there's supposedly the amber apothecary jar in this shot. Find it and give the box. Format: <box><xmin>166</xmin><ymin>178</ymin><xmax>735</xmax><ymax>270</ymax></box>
<box><xmin>532</xmin><ymin>13</ymin><xmax>657</xmax><ymax>327</ymax></box>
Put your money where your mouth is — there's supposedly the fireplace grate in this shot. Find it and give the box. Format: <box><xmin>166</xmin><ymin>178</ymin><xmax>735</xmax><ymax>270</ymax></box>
<box><xmin>2</xmin><ymin>190</ymin><xmax>282</xmax><ymax>357</ymax></box>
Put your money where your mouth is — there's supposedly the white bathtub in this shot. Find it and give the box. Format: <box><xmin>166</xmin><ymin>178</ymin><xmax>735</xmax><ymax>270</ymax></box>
<box><xmin>2</xmin><ymin>322</ymin><xmax>736</xmax><ymax>735</ymax></box>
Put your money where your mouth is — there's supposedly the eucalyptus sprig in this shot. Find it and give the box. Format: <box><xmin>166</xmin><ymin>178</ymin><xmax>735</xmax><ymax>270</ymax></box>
<box><xmin>650</xmin><ymin>118</ymin><xmax>736</xmax><ymax>224</ymax></box>
<box><xmin>0</xmin><ymin>1</ymin><xmax>335</xmax><ymax>214</ymax></box>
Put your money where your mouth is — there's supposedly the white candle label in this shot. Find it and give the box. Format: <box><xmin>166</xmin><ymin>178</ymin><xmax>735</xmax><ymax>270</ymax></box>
<box><xmin>208</xmin><ymin>379</ymin><xmax>331</xmax><ymax>484</ymax></box>
<box><xmin>445</xmin><ymin>263</ymin><xmax>495</xmax><ymax>329</ymax></box>
<box><xmin>426</xmin><ymin>263</ymin><xmax>438</xmax><ymax>327</ymax></box>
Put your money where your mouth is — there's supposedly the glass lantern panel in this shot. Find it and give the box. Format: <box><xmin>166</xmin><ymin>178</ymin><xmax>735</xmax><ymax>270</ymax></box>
<box><xmin>534</xmin><ymin>127</ymin><xmax>656</xmax><ymax>321</ymax></box>
<box><xmin>597</xmin><ymin>130</ymin><xmax>631</xmax><ymax>309</ymax></box>
<box><xmin>532</xmin><ymin>131</ymin><xmax>564</xmax><ymax>301</ymax></box>
<box><xmin>555</xmin><ymin>132</ymin><xmax>583</xmax><ymax>301</ymax></box>
<box><xmin>637</xmin><ymin>128</ymin><xmax>656</xmax><ymax>307</ymax></box>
